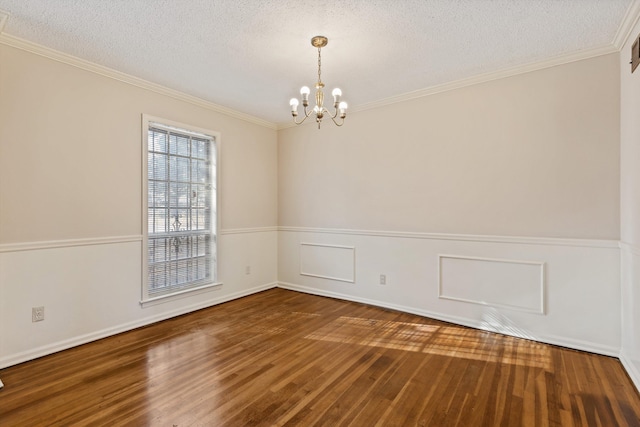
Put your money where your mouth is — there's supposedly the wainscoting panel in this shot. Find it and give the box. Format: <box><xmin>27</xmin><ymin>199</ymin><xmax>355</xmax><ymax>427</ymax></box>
<box><xmin>0</xmin><ymin>228</ymin><xmax>278</xmax><ymax>369</ymax></box>
<box><xmin>620</xmin><ymin>242</ymin><xmax>640</xmax><ymax>392</ymax></box>
<box><xmin>438</xmin><ymin>255</ymin><xmax>544</xmax><ymax>314</ymax></box>
<box><xmin>300</xmin><ymin>243</ymin><xmax>355</xmax><ymax>283</ymax></box>
<box><xmin>279</xmin><ymin>227</ymin><xmax>621</xmax><ymax>356</ymax></box>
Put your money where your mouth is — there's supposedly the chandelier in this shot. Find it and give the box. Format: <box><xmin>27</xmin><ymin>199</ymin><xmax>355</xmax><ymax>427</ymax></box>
<box><xmin>289</xmin><ymin>36</ymin><xmax>347</xmax><ymax>129</ymax></box>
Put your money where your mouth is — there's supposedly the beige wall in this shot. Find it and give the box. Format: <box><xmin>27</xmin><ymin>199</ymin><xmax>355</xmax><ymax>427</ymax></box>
<box><xmin>0</xmin><ymin>36</ymin><xmax>628</xmax><ymax>373</ymax></box>
<box><xmin>621</xmin><ymin>37</ymin><xmax>640</xmax><ymax>248</ymax></box>
<box><xmin>277</xmin><ymin>52</ymin><xmax>623</xmax><ymax>359</ymax></box>
<box><xmin>278</xmin><ymin>53</ymin><xmax>620</xmax><ymax>239</ymax></box>
<box><xmin>0</xmin><ymin>45</ymin><xmax>277</xmax><ymax>244</ymax></box>
<box><xmin>0</xmin><ymin>43</ymin><xmax>279</xmax><ymax>368</ymax></box>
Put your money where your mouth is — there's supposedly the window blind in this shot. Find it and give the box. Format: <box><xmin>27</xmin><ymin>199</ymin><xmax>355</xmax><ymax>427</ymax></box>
<box><xmin>147</xmin><ymin>124</ymin><xmax>217</xmax><ymax>297</ymax></box>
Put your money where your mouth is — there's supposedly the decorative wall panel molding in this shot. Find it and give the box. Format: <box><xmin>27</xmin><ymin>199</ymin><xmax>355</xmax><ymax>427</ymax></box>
<box><xmin>438</xmin><ymin>255</ymin><xmax>545</xmax><ymax>314</ymax></box>
<box><xmin>277</xmin><ymin>281</ymin><xmax>619</xmax><ymax>357</ymax></box>
<box><xmin>279</xmin><ymin>228</ymin><xmax>620</xmax><ymax>357</ymax></box>
<box><xmin>300</xmin><ymin>243</ymin><xmax>356</xmax><ymax>283</ymax></box>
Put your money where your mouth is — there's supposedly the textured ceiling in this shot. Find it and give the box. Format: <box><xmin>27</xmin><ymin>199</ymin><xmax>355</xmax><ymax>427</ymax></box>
<box><xmin>0</xmin><ymin>0</ymin><xmax>633</xmax><ymax>125</ymax></box>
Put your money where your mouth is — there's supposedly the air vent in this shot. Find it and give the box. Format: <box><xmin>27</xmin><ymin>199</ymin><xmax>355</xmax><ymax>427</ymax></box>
<box><xmin>631</xmin><ymin>35</ymin><xmax>640</xmax><ymax>73</ymax></box>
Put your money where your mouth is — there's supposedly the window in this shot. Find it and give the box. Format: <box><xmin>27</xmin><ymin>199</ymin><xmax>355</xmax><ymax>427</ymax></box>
<box><xmin>142</xmin><ymin>115</ymin><xmax>219</xmax><ymax>303</ymax></box>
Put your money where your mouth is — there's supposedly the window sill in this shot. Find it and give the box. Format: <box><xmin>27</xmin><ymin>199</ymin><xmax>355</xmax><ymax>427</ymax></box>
<box><xmin>140</xmin><ymin>282</ymin><xmax>223</xmax><ymax>308</ymax></box>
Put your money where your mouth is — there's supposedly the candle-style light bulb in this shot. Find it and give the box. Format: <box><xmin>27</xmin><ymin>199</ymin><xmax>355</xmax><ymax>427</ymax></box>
<box><xmin>338</xmin><ymin>101</ymin><xmax>348</xmax><ymax>118</ymax></box>
<box><xmin>290</xmin><ymin>98</ymin><xmax>299</xmax><ymax>116</ymax></box>
<box><xmin>300</xmin><ymin>86</ymin><xmax>310</xmax><ymax>106</ymax></box>
<box><xmin>332</xmin><ymin>88</ymin><xmax>342</xmax><ymax>105</ymax></box>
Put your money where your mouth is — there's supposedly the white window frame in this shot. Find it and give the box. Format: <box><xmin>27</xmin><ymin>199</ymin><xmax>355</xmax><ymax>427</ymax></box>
<box><xmin>140</xmin><ymin>114</ymin><xmax>222</xmax><ymax>306</ymax></box>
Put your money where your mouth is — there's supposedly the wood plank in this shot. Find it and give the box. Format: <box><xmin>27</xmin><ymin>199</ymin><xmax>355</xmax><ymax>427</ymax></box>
<box><xmin>0</xmin><ymin>288</ymin><xmax>638</xmax><ymax>426</ymax></box>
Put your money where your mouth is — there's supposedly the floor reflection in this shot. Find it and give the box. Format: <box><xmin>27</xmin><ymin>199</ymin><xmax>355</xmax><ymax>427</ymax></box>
<box><xmin>304</xmin><ymin>315</ymin><xmax>552</xmax><ymax>369</ymax></box>
<box><xmin>143</xmin><ymin>330</ymin><xmax>221</xmax><ymax>424</ymax></box>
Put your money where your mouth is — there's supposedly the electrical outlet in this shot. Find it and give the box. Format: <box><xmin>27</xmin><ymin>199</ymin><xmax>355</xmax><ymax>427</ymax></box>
<box><xmin>379</xmin><ymin>274</ymin><xmax>386</xmax><ymax>285</ymax></box>
<box><xmin>245</xmin><ymin>265</ymin><xmax>251</xmax><ymax>275</ymax></box>
<box><xmin>32</xmin><ymin>306</ymin><xmax>44</xmax><ymax>322</ymax></box>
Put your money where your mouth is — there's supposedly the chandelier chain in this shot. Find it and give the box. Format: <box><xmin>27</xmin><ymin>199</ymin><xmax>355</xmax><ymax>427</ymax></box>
<box><xmin>317</xmin><ymin>47</ymin><xmax>322</xmax><ymax>85</ymax></box>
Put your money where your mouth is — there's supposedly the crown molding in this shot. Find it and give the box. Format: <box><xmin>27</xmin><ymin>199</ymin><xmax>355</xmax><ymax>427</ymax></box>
<box><xmin>351</xmin><ymin>45</ymin><xmax>618</xmax><ymax>116</ymax></box>
<box><xmin>0</xmin><ymin>33</ymin><xmax>277</xmax><ymax>130</ymax></box>
<box><xmin>613</xmin><ymin>0</ymin><xmax>640</xmax><ymax>50</ymax></box>
<box><xmin>0</xmin><ymin>8</ymin><xmax>627</xmax><ymax>133</ymax></box>
<box><xmin>277</xmin><ymin>44</ymin><xmax>618</xmax><ymax>130</ymax></box>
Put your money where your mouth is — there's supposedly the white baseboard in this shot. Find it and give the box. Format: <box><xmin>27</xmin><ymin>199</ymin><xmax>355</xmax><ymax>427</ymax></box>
<box><xmin>0</xmin><ymin>279</ymin><xmax>624</xmax><ymax>370</ymax></box>
<box><xmin>276</xmin><ymin>281</ymin><xmax>620</xmax><ymax>357</ymax></box>
<box><xmin>620</xmin><ymin>351</ymin><xmax>640</xmax><ymax>394</ymax></box>
<box><xmin>0</xmin><ymin>282</ymin><xmax>278</xmax><ymax>369</ymax></box>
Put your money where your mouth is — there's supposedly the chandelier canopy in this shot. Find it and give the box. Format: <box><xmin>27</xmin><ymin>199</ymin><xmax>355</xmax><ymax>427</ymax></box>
<box><xmin>289</xmin><ymin>36</ymin><xmax>347</xmax><ymax>129</ymax></box>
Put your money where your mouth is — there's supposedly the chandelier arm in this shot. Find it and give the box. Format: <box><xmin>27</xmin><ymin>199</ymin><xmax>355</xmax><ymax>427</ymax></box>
<box><xmin>328</xmin><ymin>114</ymin><xmax>345</xmax><ymax>127</ymax></box>
<box><xmin>327</xmin><ymin>106</ymin><xmax>340</xmax><ymax>119</ymax></box>
<box><xmin>293</xmin><ymin>105</ymin><xmax>315</xmax><ymax>125</ymax></box>
<box><xmin>323</xmin><ymin>108</ymin><xmax>345</xmax><ymax>126</ymax></box>
<box><xmin>293</xmin><ymin>115</ymin><xmax>308</xmax><ymax>125</ymax></box>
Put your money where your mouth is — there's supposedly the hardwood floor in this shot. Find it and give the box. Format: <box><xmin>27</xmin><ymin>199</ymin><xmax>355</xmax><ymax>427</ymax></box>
<box><xmin>1</xmin><ymin>288</ymin><xmax>639</xmax><ymax>426</ymax></box>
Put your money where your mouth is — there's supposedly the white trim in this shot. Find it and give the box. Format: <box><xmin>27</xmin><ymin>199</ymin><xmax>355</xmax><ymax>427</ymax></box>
<box><xmin>276</xmin><ymin>46</ymin><xmax>618</xmax><ymax>130</ymax></box>
<box><xmin>299</xmin><ymin>243</ymin><xmax>356</xmax><ymax>283</ymax></box>
<box><xmin>0</xmin><ymin>21</ymin><xmax>623</xmax><ymax>134</ymax></box>
<box><xmin>298</xmin><ymin>274</ymin><xmax>354</xmax><ymax>284</ymax></box>
<box><xmin>145</xmin><ymin>115</ymin><xmax>222</xmax><ymax>141</ymax></box>
<box><xmin>300</xmin><ymin>242</ymin><xmax>355</xmax><ymax>250</ymax></box>
<box><xmin>620</xmin><ymin>241</ymin><xmax>640</xmax><ymax>394</ymax></box>
<box><xmin>279</xmin><ymin>226</ymin><xmax>619</xmax><ymax>249</ymax></box>
<box><xmin>0</xmin><ymin>33</ymin><xmax>276</xmax><ymax>130</ymax></box>
<box><xmin>0</xmin><ymin>282</ymin><xmax>278</xmax><ymax>370</ymax></box>
<box><xmin>0</xmin><ymin>9</ymin><xmax>9</xmax><ymax>33</ymax></box>
<box><xmin>140</xmin><ymin>282</ymin><xmax>223</xmax><ymax>308</ymax></box>
<box><xmin>276</xmin><ymin>281</ymin><xmax>620</xmax><ymax>357</ymax></box>
<box><xmin>613</xmin><ymin>0</ymin><xmax>640</xmax><ymax>50</ymax></box>
<box><xmin>0</xmin><ymin>235</ymin><xmax>142</xmax><ymax>253</ymax></box>
<box><xmin>353</xmin><ymin>46</ymin><xmax>618</xmax><ymax>114</ymax></box>
<box><xmin>149</xmin><ymin>121</ymin><xmax>214</xmax><ymax>139</ymax></box>
<box><xmin>0</xmin><ymin>227</ymin><xmax>277</xmax><ymax>253</ymax></box>
<box><xmin>220</xmin><ymin>227</ymin><xmax>278</xmax><ymax>235</ymax></box>
<box><xmin>620</xmin><ymin>351</ymin><xmax>640</xmax><ymax>394</ymax></box>
<box><xmin>141</xmin><ymin>114</ymin><xmax>222</xmax><ymax>302</ymax></box>
<box><xmin>0</xmin><ymin>279</ymin><xmax>624</xmax><ymax>368</ymax></box>
<box><xmin>437</xmin><ymin>254</ymin><xmax>546</xmax><ymax>315</ymax></box>
<box><xmin>620</xmin><ymin>241</ymin><xmax>640</xmax><ymax>257</ymax></box>
<box><xmin>0</xmin><ymin>229</ymin><xmax>616</xmax><ymax>253</ymax></box>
